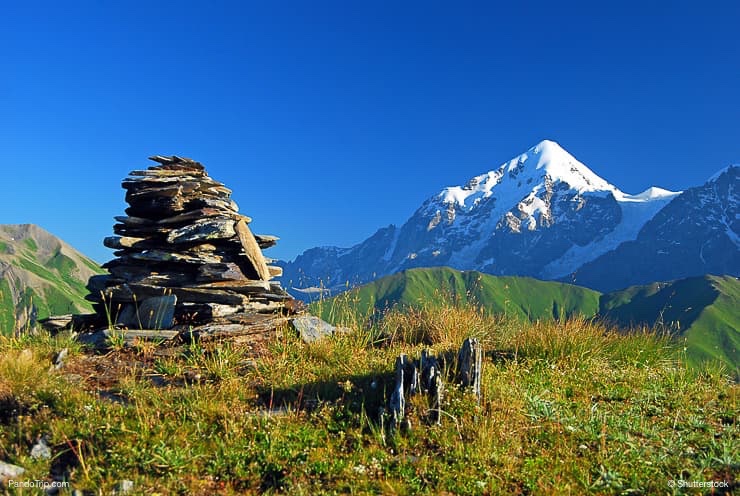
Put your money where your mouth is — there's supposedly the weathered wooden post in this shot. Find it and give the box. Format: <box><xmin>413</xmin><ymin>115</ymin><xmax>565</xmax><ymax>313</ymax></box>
<box><xmin>389</xmin><ymin>354</ymin><xmax>406</xmax><ymax>428</ymax></box>
<box><xmin>457</xmin><ymin>337</ymin><xmax>482</xmax><ymax>403</ymax></box>
<box><xmin>419</xmin><ymin>349</ymin><xmax>443</xmax><ymax>425</ymax></box>
<box><xmin>383</xmin><ymin>337</ymin><xmax>482</xmax><ymax>434</ymax></box>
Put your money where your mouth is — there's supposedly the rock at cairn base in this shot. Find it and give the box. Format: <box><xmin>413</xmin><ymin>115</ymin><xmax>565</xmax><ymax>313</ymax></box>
<box><xmin>87</xmin><ymin>156</ymin><xmax>303</xmax><ymax>336</ymax></box>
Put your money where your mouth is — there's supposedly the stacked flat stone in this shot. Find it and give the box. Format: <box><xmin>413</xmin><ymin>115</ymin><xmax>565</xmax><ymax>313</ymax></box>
<box><xmin>89</xmin><ymin>155</ymin><xmax>296</xmax><ymax>330</ymax></box>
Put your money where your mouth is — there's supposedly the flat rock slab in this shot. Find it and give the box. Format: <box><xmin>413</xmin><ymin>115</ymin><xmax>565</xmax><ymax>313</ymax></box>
<box><xmin>136</xmin><ymin>295</ymin><xmax>177</xmax><ymax>329</ymax></box>
<box><xmin>166</xmin><ymin>218</ymin><xmax>236</xmax><ymax>244</ymax></box>
<box><xmin>192</xmin><ymin>314</ymin><xmax>291</xmax><ymax>341</ymax></box>
<box><xmin>103</xmin><ymin>284</ymin><xmax>248</xmax><ymax>306</ymax></box>
<box><xmin>290</xmin><ymin>315</ymin><xmax>351</xmax><ymax>343</ymax></box>
<box><xmin>38</xmin><ymin>314</ymin><xmax>73</xmax><ymax>330</ymax></box>
<box><xmin>105</xmin><ymin>329</ymin><xmax>180</xmax><ymax>345</ymax></box>
<box><xmin>235</xmin><ymin>219</ymin><xmax>271</xmax><ymax>281</ymax></box>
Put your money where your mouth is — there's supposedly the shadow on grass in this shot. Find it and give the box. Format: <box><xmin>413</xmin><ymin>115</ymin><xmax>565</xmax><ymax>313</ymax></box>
<box><xmin>256</xmin><ymin>371</ymin><xmax>392</xmax><ymax>418</ymax></box>
<box><xmin>255</xmin><ymin>347</ymin><xmax>517</xmax><ymax>418</ymax></box>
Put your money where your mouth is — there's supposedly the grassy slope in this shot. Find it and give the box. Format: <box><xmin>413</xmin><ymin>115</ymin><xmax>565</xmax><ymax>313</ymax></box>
<box><xmin>314</xmin><ymin>267</ymin><xmax>601</xmax><ymax>324</ymax></box>
<box><xmin>0</xmin><ymin>224</ymin><xmax>103</xmax><ymax>334</ymax></box>
<box><xmin>601</xmin><ymin>275</ymin><xmax>740</xmax><ymax>371</ymax></box>
<box><xmin>316</xmin><ymin>268</ymin><xmax>739</xmax><ymax>372</ymax></box>
<box><xmin>0</xmin><ymin>309</ymin><xmax>736</xmax><ymax>494</ymax></box>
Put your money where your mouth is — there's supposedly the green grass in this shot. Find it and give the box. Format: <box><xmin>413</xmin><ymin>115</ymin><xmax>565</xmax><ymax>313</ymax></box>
<box><xmin>0</xmin><ymin>247</ymin><xmax>101</xmax><ymax>334</ymax></box>
<box><xmin>313</xmin><ymin>267</ymin><xmax>601</xmax><ymax>325</ymax></box>
<box><xmin>316</xmin><ymin>268</ymin><xmax>739</xmax><ymax>375</ymax></box>
<box><xmin>23</xmin><ymin>237</ymin><xmax>38</xmax><ymax>253</ymax></box>
<box><xmin>602</xmin><ymin>275</ymin><xmax>740</xmax><ymax>373</ymax></box>
<box><xmin>0</xmin><ymin>302</ymin><xmax>736</xmax><ymax>495</ymax></box>
<box><xmin>0</xmin><ymin>279</ymin><xmax>15</xmax><ymax>333</ymax></box>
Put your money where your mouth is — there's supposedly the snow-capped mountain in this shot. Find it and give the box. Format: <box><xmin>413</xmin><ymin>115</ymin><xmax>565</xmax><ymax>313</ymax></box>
<box><xmin>572</xmin><ymin>164</ymin><xmax>739</xmax><ymax>291</ymax></box>
<box><xmin>279</xmin><ymin>140</ymin><xmax>738</xmax><ymax>295</ymax></box>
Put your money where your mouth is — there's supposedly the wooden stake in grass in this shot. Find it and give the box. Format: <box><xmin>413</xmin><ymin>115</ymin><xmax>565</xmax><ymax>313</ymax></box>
<box><xmin>458</xmin><ymin>337</ymin><xmax>482</xmax><ymax>404</ymax></box>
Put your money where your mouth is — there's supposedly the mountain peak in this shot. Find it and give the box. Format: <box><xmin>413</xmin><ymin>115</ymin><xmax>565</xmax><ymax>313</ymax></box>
<box><xmin>531</xmin><ymin>138</ymin><xmax>566</xmax><ymax>155</ymax></box>
<box><xmin>707</xmin><ymin>164</ymin><xmax>739</xmax><ymax>183</ymax></box>
<box><xmin>438</xmin><ymin>140</ymin><xmax>617</xmax><ymax>209</ymax></box>
<box><xmin>520</xmin><ymin>140</ymin><xmax>616</xmax><ymax>193</ymax></box>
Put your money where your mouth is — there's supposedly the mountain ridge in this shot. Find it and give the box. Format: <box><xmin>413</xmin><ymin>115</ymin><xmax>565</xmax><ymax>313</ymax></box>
<box><xmin>280</xmin><ymin>140</ymin><xmax>714</xmax><ymax>294</ymax></box>
<box><xmin>0</xmin><ymin>224</ymin><xmax>102</xmax><ymax>333</ymax></box>
<box><xmin>315</xmin><ymin>267</ymin><xmax>738</xmax><ymax>372</ymax></box>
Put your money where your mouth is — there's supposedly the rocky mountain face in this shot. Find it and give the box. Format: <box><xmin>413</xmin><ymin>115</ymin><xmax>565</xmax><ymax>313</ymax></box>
<box><xmin>573</xmin><ymin>165</ymin><xmax>739</xmax><ymax>291</ymax></box>
<box><xmin>0</xmin><ymin>224</ymin><xmax>103</xmax><ymax>333</ymax></box>
<box><xmin>280</xmin><ymin>140</ymin><xmax>738</xmax><ymax>296</ymax></box>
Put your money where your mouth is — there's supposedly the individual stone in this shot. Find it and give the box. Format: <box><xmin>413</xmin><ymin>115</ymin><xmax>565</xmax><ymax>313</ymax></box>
<box><xmin>0</xmin><ymin>460</ymin><xmax>25</xmax><ymax>478</ymax></box>
<box><xmin>242</xmin><ymin>300</ymin><xmax>285</xmax><ymax>313</ymax></box>
<box><xmin>117</xmin><ymin>480</ymin><xmax>135</xmax><ymax>494</ymax></box>
<box><xmin>125</xmin><ymin>196</ymin><xmax>186</xmax><ymax>218</ymax></box>
<box><xmin>186</xmin><ymin>280</ymin><xmax>271</xmax><ymax>293</ymax></box>
<box><xmin>234</xmin><ymin>219</ymin><xmax>271</xmax><ymax>281</ymax></box>
<box><xmin>254</xmin><ymin>234</ymin><xmax>279</xmax><ymax>249</ymax></box>
<box><xmin>103</xmin><ymin>284</ymin><xmax>246</xmax><ymax>305</ymax></box>
<box><xmin>204</xmin><ymin>303</ymin><xmax>243</xmax><ymax>318</ymax></box>
<box><xmin>128</xmin><ymin>249</ymin><xmax>224</xmax><ymax>264</ymax></box>
<box><xmin>166</xmin><ymin>218</ymin><xmax>237</xmax><ymax>244</ymax></box>
<box><xmin>156</xmin><ymin>208</ymin><xmax>222</xmax><ymax>225</ymax></box>
<box><xmin>192</xmin><ymin>314</ymin><xmax>291</xmax><ymax>341</ymax></box>
<box><xmin>148</xmin><ymin>155</ymin><xmax>203</xmax><ymax>168</ymax></box>
<box><xmin>103</xmin><ymin>236</ymin><xmax>147</xmax><ymax>249</ymax></box>
<box><xmin>135</xmin><ymin>295</ymin><xmax>177</xmax><ymax>329</ymax></box>
<box><xmin>187</xmin><ymin>197</ymin><xmax>242</xmax><ymax>213</ymax></box>
<box><xmin>130</xmin><ymin>168</ymin><xmax>205</xmax><ymax>178</ymax></box>
<box><xmin>197</xmin><ymin>263</ymin><xmax>248</xmax><ymax>282</ymax></box>
<box><xmin>31</xmin><ymin>436</ymin><xmax>52</xmax><ymax>460</ymax></box>
<box><xmin>290</xmin><ymin>315</ymin><xmax>344</xmax><ymax>343</ymax></box>
<box><xmin>114</xmin><ymin>215</ymin><xmax>153</xmax><ymax>226</ymax></box>
<box><xmin>54</xmin><ymin>348</ymin><xmax>68</xmax><ymax>370</ymax></box>
<box><xmin>104</xmin><ymin>329</ymin><xmax>179</xmax><ymax>346</ymax></box>
<box><xmin>38</xmin><ymin>315</ymin><xmax>73</xmax><ymax>332</ymax></box>
<box><xmin>125</xmin><ymin>273</ymin><xmax>195</xmax><ymax>287</ymax></box>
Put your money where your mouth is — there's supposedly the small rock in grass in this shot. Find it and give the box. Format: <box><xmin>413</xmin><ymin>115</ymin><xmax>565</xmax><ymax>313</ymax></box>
<box><xmin>31</xmin><ymin>436</ymin><xmax>52</xmax><ymax>459</ymax></box>
<box><xmin>116</xmin><ymin>480</ymin><xmax>134</xmax><ymax>493</ymax></box>
<box><xmin>54</xmin><ymin>348</ymin><xmax>68</xmax><ymax>370</ymax></box>
<box><xmin>0</xmin><ymin>460</ymin><xmax>25</xmax><ymax>478</ymax></box>
<box><xmin>291</xmin><ymin>315</ymin><xmax>351</xmax><ymax>343</ymax></box>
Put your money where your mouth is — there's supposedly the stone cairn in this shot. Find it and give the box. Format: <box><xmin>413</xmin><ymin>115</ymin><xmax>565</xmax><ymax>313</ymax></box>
<box><xmin>85</xmin><ymin>155</ymin><xmax>303</xmax><ymax>343</ymax></box>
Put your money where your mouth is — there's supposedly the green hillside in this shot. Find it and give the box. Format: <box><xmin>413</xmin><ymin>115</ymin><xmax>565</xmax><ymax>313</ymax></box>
<box><xmin>601</xmin><ymin>275</ymin><xmax>739</xmax><ymax>372</ymax></box>
<box><xmin>0</xmin><ymin>224</ymin><xmax>103</xmax><ymax>334</ymax></box>
<box><xmin>315</xmin><ymin>268</ymin><xmax>739</xmax><ymax>374</ymax></box>
<box><xmin>314</xmin><ymin>266</ymin><xmax>601</xmax><ymax>323</ymax></box>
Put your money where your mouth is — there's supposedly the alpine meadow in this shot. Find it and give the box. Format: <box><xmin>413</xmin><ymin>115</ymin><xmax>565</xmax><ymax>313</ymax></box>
<box><xmin>1</xmin><ymin>2</ymin><xmax>738</xmax><ymax>495</ymax></box>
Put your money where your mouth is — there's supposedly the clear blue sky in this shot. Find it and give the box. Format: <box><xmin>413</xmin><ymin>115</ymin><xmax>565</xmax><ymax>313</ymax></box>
<box><xmin>1</xmin><ymin>1</ymin><xmax>738</xmax><ymax>263</ymax></box>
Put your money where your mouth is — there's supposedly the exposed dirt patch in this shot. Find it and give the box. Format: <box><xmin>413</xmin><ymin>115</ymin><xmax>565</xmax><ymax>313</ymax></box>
<box><xmin>61</xmin><ymin>336</ymin><xmax>272</xmax><ymax>402</ymax></box>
